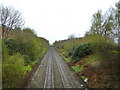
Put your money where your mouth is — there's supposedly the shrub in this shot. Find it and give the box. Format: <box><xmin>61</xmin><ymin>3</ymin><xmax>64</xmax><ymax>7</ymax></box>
<box><xmin>23</xmin><ymin>55</ymin><xmax>32</xmax><ymax>66</ymax></box>
<box><xmin>2</xmin><ymin>39</ymin><xmax>9</xmax><ymax>59</ymax></box>
<box><xmin>2</xmin><ymin>53</ymin><xmax>27</xmax><ymax>88</ymax></box>
<box><xmin>4</xmin><ymin>39</ymin><xmax>27</xmax><ymax>55</ymax></box>
<box><xmin>4</xmin><ymin>38</ymin><xmax>42</xmax><ymax>64</ymax></box>
<box><xmin>68</xmin><ymin>47</ymin><xmax>75</xmax><ymax>56</ymax></box>
<box><xmin>84</xmin><ymin>35</ymin><xmax>115</xmax><ymax>52</ymax></box>
<box><xmin>72</xmin><ymin>43</ymin><xmax>92</xmax><ymax>62</ymax></box>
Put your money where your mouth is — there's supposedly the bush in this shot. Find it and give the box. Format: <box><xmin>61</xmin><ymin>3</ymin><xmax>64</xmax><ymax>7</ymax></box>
<box><xmin>23</xmin><ymin>55</ymin><xmax>32</xmax><ymax>66</ymax></box>
<box><xmin>4</xmin><ymin>39</ymin><xmax>27</xmax><ymax>55</ymax></box>
<box><xmin>72</xmin><ymin>43</ymin><xmax>92</xmax><ymax>62</ymax></box>
<box><xmin>2</xmin><ymin>39</ymin><xmax>9</xmax><ymax>59</ymax></box>
<box><xmin>4</xmin><ymin>37</ymin><xmax>43</xmax><ymax>64</ymax></box>
<box><xmin>84</xmin><ymin>35</ymin><xmax>115</xmax><ymax>52</ymax></box>
<box><xmin>68</xmin><ymin>47</ymin><xmax>75</xmax><ymax>56</ymax></box>
<box><xmin>2</xmin><ymin>53</ymin><xmax>27</xmax><ymax>88</ymax></box>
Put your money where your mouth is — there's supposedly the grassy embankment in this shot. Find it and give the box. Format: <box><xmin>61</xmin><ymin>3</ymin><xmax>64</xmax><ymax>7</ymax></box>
<box><xmin>54</xmin><ymin>35</ymin><xmax>119</xmax><ymax>88</ymax></box>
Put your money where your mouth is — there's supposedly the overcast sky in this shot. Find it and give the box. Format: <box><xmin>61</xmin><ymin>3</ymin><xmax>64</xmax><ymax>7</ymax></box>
<box><xmin>1</xmin><ymin>0</ymin><xmax>119</xmax><ymax>44</ymax></box>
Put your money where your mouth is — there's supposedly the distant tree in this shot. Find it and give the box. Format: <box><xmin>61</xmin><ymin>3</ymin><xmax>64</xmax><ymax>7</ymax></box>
<box><xmin>90</xmin><ymin>10</ymin><xmax>103</xmax><ymax>35</ymax></box>
<box><xmin>102</xmin><ymin>1</ymin><xmax>120</xmax><ymax>43</ymax></box>
<box><xmin>89</xmin><ymin>8</ymin><xmax>117</xmax><ymax>40</ymax></box>
<box><xmin>0</xmin><ymin>5</ymin><xmax>24</xmax><ymax>37</ymax></box>
<box><xmin>84</xmin><ymin>31</ymin><xmax>91</xmax><ymax>37</ymax></box>
<box><xmin>115</xmin><ymin>1</ymin><xmax>120</xmax><ymax>45</ymax></box>
<box><xmin>68</xmin><ymin>34</ymin><xmax>76</xmax><ymax>39</ymax></box>
<box><xmin>102</xmin><ymin>8</ymin><xmax>116</xmax><ymax>39</ymax></box>
<box><xmin>23</xmin><ymin>28</ymin><xmax>36</xmax><ymax>36</ymax></box>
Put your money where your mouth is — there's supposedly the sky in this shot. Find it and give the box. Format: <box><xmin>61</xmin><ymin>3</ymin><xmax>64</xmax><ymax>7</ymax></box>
<box><xmin>0</xmin><ymin>0</ymin><xmax>119</xmax><ymax>44</ymax></box>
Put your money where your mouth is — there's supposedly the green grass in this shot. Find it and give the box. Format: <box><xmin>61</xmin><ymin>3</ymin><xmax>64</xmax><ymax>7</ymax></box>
<box><xmin>71</xmin><ymin>54</ymin><xmax>101</xmax><ymax>73</ymax></box>
<box><xmin>80</xmin><ymin>76</ymin><xmax>87</xmax><ymax>80</ymax></box>
<box><xmin>111</xmin><ymin>50</ymin><xmax>120</xmax><ymax>53</ymax></box>
<box><xmin>71</xmin><ymin>65</ymin><xmax>84</xmax><ymax>72</ymax></box>
<box><xmin>64</xmin><ymin>57</ymin><xmax>71</xmax><ymax>62</ymax></box>
<box><xmin>84</xmin><ymin>54</ymin><xmax>101</xmax><ymax>64</ymax></box>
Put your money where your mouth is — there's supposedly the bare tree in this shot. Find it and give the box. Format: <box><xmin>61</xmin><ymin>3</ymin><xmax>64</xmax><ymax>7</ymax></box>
<box><xmin>0</xmin><ymin>5</ymin><xmax>24</xmax><ymax>37</ymax></box>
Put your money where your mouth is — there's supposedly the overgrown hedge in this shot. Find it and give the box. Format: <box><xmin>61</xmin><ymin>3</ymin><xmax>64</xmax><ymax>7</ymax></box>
<box><xmin>2</xmin><ymin>28</ymin><xmax>49</xmax><ymax>88</ymax></box>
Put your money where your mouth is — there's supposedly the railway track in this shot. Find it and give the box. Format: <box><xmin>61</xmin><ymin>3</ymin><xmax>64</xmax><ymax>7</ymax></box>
<box><xmin>28</xmin><ymin>47</ymin><xmax>86</xmax><ymax>88</ymax></box>
<box><xmin>54</xmin><ymin>53</ymin><xmax>74</xmax><ymax>88</ymax></box>
<box><xmin>44</xmin><ymin>50</ymin><xmax>54</xmax><ymax>88</ymax></box>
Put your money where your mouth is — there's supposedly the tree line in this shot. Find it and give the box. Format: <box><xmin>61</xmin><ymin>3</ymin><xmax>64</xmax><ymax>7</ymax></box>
<box><xmin>0</xmin><ymin>5</ymin><xmax>49</xmax><ymax>88</ymax></box>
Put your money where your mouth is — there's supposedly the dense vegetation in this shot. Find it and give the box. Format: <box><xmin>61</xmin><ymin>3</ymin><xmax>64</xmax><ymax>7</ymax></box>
<box><xmin>54</xmin><ymin>1</ymin><xmax>120</xmax><ymax>88</ymax></box>
<box><xmin>2</xmin><ymin>28</ymin><xmax>49</xmax><ymax>88</ymax></box>
<box><xmin>0</xmin><ymin>6</ymin><xmax>49</xmax><ymax>88</ymax></box>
